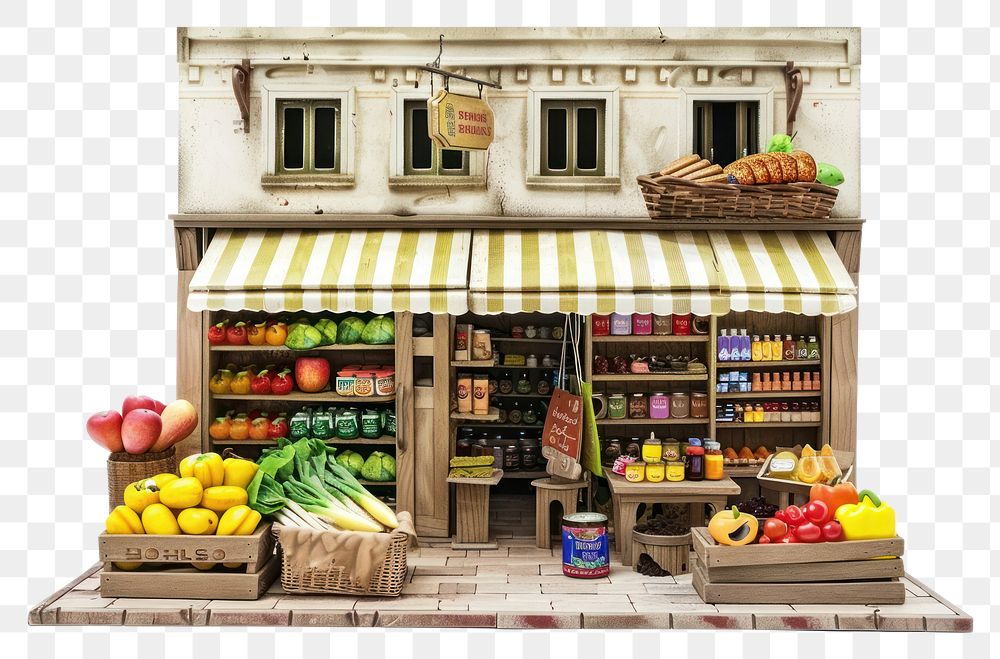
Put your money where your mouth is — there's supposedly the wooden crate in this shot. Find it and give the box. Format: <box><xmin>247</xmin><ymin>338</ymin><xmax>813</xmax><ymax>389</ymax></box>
<box><xmin>632</xmin><ymin>530</ymin><xmax>690</xmax><ymax>575</ymax></box>
<box><xmin>99</xmin><ymin>523</ymin><xmax>278</xmax><ymax>600</ymax></box>
<box><xmin>756</xmin><ymin>448</ymin><xmax>854</xmax><ymax>503</ymax></box>
<box><xmin>691</xmin><ymin>527</ymin><xmax>905</xmax><ymax>605</ymax></box>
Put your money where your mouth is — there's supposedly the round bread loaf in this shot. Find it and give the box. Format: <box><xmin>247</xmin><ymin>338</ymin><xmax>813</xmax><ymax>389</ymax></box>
<box><xmin>771</xmin><ymin>152</ymin><xmax>799</xmax><ymax>183</ymax></box>
<box><xmin>791</xmin><ymin>150</ymin><xmax>817</xmax><ymax>182</ymax></box>
<box><xmin>723</xmin><ymin>160</ymin><xmax>755</xmax><ymax>185</ymax></box>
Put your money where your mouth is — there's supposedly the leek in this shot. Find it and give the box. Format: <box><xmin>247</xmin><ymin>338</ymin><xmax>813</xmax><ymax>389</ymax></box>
<box><xmin>325</xmin><ymin>470</ymin><xmax>399</xmax><ymax>529</ymax></box>
<box><xmin>282</xmin><ymin>479</ymin><xmax>382</xmax><ymax>532</ymax></box>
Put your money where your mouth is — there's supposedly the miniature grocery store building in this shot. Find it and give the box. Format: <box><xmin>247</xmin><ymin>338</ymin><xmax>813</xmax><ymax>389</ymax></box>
<box><xmin>171</xmin><ymin>27</ymin><xmax>864</xmax><ymax>541</ymax></box>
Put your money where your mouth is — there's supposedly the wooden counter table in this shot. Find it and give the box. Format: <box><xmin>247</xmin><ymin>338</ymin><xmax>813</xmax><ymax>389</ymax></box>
<box><xmin>605</xmin><ymin>472</ymin><xmax>741</xmax><ymax>565</ymax></box>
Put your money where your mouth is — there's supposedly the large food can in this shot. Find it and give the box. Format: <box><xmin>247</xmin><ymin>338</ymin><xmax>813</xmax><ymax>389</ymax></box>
<box><xmin>561</xmin><ymin>512</ymin><xmax>610</xmax><ymax>578</ymax></box>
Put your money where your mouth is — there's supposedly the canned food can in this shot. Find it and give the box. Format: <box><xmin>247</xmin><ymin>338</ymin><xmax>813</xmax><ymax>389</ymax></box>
<box><xmin>289</xmin><ymin>411</ymin><xmax>311</xmax><ymax>440</ymax></box>
<box><xmin>311</xmin><ymin>410</ymin><xmax>334</xmax><ymax>440</ymax></box>
<box><xmin>561</xmin><ymin>513</ymin><xmax>610</xmax><ymax>578</ymax></box>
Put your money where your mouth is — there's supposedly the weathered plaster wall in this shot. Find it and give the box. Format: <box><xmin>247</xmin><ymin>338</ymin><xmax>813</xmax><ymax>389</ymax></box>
<box><xmin>177</xmin><ymin>28</ymin><xmax>860</xmax><ymax>218</ymax></box>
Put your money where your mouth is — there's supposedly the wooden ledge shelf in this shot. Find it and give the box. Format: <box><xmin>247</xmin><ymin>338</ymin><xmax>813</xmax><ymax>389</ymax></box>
<box><xmin>210</xmin><ymin>344</ymin><xmax>394</xmax><ymax>352</ymax></box>
<box><xmin>718</xmin><ymin>360</ymin><xmax>821</xmax><ymax>368</ymax></box>
<box><xmin>716</xmin><ymin>422</ymin><xmax>821</xmax><ymax>428</ymax></box>
<box><xmin>450</xmin><ymin>408</ymin><xmax>501</xmax><ymax>422</ymax></box>
<box><xmin>592</xmin><ymin>373</ymin><xmax>707</xmax><ymax>382</ymax></box>
<box><xmin>210</xmin><ymin>436</ymin><xmax>396</xmax><ymax>446</ymax></box>
<box><xmin>591</xmin><ymin>335</ymin><xmax>710</xmax><ymax>343</ymax></box>
<box><xmin>596</xmin><ymin>418</ymin><xmax>710</xmax><ymax>426</ymax></box>
<box><xmin>211</xmin><ymin>392</ymin><xmax>395</xmax><ymax>403</ymax></box>
<box><xmin>716</xmin><ymin>391</ymin><xmax>821</xmax><ymax>399</ymax></box>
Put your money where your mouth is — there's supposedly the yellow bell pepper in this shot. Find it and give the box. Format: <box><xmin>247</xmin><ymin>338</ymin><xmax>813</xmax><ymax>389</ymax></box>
<box><xmin>158</xmin><ymin>476</ymin><xmax>204</xmax><ymax>509</ymax></box>
<box><xmin>179</xmin><ymin>452</ymin><xmax>225</xmax><ymax>489</ymax></box>
<box><xmin>141</xmin><ymin>503</ymin><xmax>181</xmax><ymax>535</ymax></box>
<box><xmin>106</xmin><ymin>505</ymin><xmax>144</xmax><ymax>535</ymax></box>
<box><xmin>217</xmin><ymin>505</ymin><xmax>261</xmax><ymax>536</ymax></box>
<box><xmin>222</xmin><ymin>457</ymin><xmax>259</xmax><ymax>489</ymax></box>
<box><xmin>177</xmin><ymin>507</ymin><xmax>219</xmax><ymax>535</ymax></box>
<box><xmin>200</xmin><ymin>485</ymin><xmax>248</xmax><ymax>514</ymax></box>
<box><xmin>123</xmin><ymin>478</ymin><xmax>162</xmax><ymax>514</ymax></box>
<box><xmin>218</xmin><ymin>504</ymin><xmax>262</xmax><ymax>567</ymax></box>
<box><xmin>105</xmin><ymin>505</ymin><xmax>144</xmax><ymax>570</ymax></box>
<box><xmin>834</xmin><ymin>489</ymin><xmax>896</xmax><ymax>540</ymax></box>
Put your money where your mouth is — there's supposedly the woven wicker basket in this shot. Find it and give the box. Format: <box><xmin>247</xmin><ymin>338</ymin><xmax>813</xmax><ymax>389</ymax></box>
<box><xmin>277</xmin><ymin>528</ymin><xmax>409</xmax><ymax>597</ymax></box>
<box><xmin>636</xmin><ymin>174</ymin><xmax>839</xmax><ymax>220</ymax></box>
<box><xmin>106</xmin><ymin>448</ymin><xmax>178</xmax><ymax>511</ymax></box>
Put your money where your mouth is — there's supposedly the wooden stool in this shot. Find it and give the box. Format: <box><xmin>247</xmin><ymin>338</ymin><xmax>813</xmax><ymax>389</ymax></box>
<box><xmin>531</xmin><ymin>477</ymin><xmax>589</xmax><ymax>549</ymax></box>
<box><xmin>447</xmin><ymin>470</ymin><xmax>503</xmax><ymax>549</ymax></box>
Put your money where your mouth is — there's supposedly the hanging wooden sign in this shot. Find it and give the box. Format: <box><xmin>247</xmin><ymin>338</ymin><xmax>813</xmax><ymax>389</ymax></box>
<box><xmin>427</xmin><ymin>91</ymin><xmax>494</xmax><ymax>151</ymax></box>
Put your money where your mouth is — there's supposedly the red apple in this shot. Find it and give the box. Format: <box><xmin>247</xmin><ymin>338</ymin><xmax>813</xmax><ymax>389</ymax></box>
<box><xmin>86</xmin><ymin>410</ymin><xmax>124</xmax><ymax>452</ymax></box>
<box><xmin>122</xmin><ymin>395</ymin><xmax>159</xmax><ymax>418</ymax></box>
<box><xmin>121</xmin><ymin>408</ymin><xmax>163</xmax><ymax>454</ymax></box>
<box><xmin>150</xmin><ymin>399</ymin><xmax>166</xmax><ymax>414</ymax></box>
<box><xmin>149</xmin><ymin>399</ymin><xmax>198</xmax><ymax>452</ymax></box>
<box><xmin>294</xmin><ymin>357</ymin><xmax>330</xmax><ymax>393</ymax></box>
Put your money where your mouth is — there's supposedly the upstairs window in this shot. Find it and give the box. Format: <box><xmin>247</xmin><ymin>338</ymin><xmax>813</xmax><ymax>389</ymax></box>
<box><xmin>540</xmin><ymin>99</ymin><xmax>606</xmax><ymax>176</ymax></box>
<box><xmin>403</xmin><ymin>100</ymin><xmax>469</xmax><ymax>176</ymax></box>
<box><xmin>276</xmin><ymin>99</ymin><xmax>342</xmax><ymax>174</ymax></box>
<box><xmin>693</xmin><ymin>100</ymin><xmax>760</xmax><ymax>168</ymax></box>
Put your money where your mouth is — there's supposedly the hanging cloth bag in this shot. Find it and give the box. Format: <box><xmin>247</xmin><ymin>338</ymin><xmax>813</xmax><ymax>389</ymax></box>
<box><xmin>541</xmin><ymin>315</ymin><xmax>584</xmax><ymax>480</ymax></box>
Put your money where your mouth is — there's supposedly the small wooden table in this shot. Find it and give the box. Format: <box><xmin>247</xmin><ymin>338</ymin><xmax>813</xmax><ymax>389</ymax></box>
<box><xmin>605</xmin><ymin>472</ymin><xmax>741</xmax><ymax>565</ymax></box>
<box><xmin>447</xmin><ymin>469</ymin><xmax>504</xmax><ymax>549</ymax></box>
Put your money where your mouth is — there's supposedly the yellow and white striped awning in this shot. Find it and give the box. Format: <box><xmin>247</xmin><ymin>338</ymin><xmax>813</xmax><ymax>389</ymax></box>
<box><xmin>710</xmin><ymin>231</ymin><xmax>857</xmax><ymax>316</ymax></box>
<box><xmin>468</xmin><ymin>230</ymin><xmax>730</xmax><ymax>315</ymax></box>
<box><xmin>187</xmin><ymin>229</ymin><xmax>471</xmax><ymax>314</ymax></box>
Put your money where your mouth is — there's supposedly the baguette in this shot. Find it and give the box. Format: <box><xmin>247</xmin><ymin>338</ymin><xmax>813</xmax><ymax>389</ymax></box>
<box><xmin>658</xmin><ymin>154</ymin><xmax>701</xmax><ymax>176</ymax></box>
<box><xmin>791</xmin><ymin>150</ymin><xmax>817</xmax><ymax>182</ymax></box>
<box><xmin>685</xmin><ymin>164</ymin><xmax>724</xmax><ymax>180</ymax></box>
<box><xmin>723</xmin><ymin>160</ymin><xmax>755</xmax><ymax>185</ymax></box>
<box><xmin>755</xmin><ymin>153</ymin><xmax>784</xmax><ymax>183</ymax></box>
<box><xmin>673</xmin><ymin>158</ymin><xmax>712</xmax><ymax>179</ymax></box>
<box><xmin>698</xmin><ymin>172</ymin><xmax>731</xmax><ymax>183</ymax></box>
<box><xmin>772</xmin><ymin>152</ymin><xmax>800</xmax><ymax>183</ymax></box>
<box><xmin>743</xmin><ymin>156</ymin><xmax>770</xmax><ymax>183</ymax></box>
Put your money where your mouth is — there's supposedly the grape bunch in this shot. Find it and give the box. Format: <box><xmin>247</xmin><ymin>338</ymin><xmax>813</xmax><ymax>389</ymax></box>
<box><xmin>735</xmin><ymin>496</ymin><xmax>779</xmax><ymax>519</ymax></box>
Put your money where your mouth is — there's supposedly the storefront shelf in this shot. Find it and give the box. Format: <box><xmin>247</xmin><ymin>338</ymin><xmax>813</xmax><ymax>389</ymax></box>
<box><xmin>490</xmin><ymin>337</ymin><xmax>565</xmax><ymax>344</ymax></box>
<box><xmin>210</xmin><ymin>344</ymin><xmax>394</xmax><ymax>352</ymax></box>
<box><xmin>451</xmin><ymin>423</ymin><xmax>544</xmax><ymax>430</ymax></box>
<box><xmin>451</xmin><ymin>359</ymin><xmax>496</xmax><ymax>367</ymax></box>
<box><xmin>718</xmin><ymin>360</ymin><xmax>821</xmax><ymax>368</ymax></box>
<box><xmin>451</xmin><ymin>362</ymin><xmax>570</xmax><ymax>370</ymax></box>
<box><xmin>492</xmin><ymin>393</ymin><xmax>550</xmax><ymax>399</ymax></box>
<box><xmin>211</xmin><ymin>392</ymin><xmax>395</xmax><ymax>403</ymax></box>
<box><xmin>725</xmin><ymin>465</ymin><xmax>766</xmax><ymax>478</ymax></box>
<box><xmin>210</xmin><ymin>436</ymin><xmax>397</xmax><ymax>446</ymax></box>
<box><xmin>450</xmin><ymin>408</ymin><xmax>501</xmax><ymax>422</ymax></box>
<box><xmin>500</xmin><ymin>470</ymin><xmax>549</xmax><ymax>479</ymax></box>
<box><xmin>591</xmin><ymin>335</ymin><xmax>710</xmax><ymax>343</ymax></box>
<box><xmin>591</xmin><ymin>373</ymin><xmax>707</xmax><ymax>381</ymax></box>
<box><xmin>596</xmin><ymin>418</ymin><xmax>710</xmax><ymax>425</ymax></box>
<box><xmin>717</xmin><ymin>422</ymin><xmax>821</xmax><ymax>428</ymax></box>
<box><xmin>716</xmin><ymin>391</ymin><xmax>821</xmax><ymax>399</ymax></box>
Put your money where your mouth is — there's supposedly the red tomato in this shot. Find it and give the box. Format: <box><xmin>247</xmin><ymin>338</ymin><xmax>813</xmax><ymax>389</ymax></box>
<box><xmin>778</xmin><ymin>533</ymin><xmax>798</xmax><ymax>544</ymax></box>
<box><xmin>802</xmin><ymin>500</ymin><xmax>831</xmax><ymax>525</ymax></box>
<box><xmin>763</xmin><ymin>518</ymin><xmax>789</xmax><ymax>540</ymax></box>
<box><xmin>821</xmin><ymin>520</ymin><xmax>844</xmax><ymax>542</ymax></box>
<box><xmin>267</xmin><ymin>417</ymin><xmax>289</xmax><ymax>439</ymax></box>
<box><xmin>207</xmin><ymin>321</ymin><xmax>227</xmax><ymax>345</ymax></box>
<box><xmin>793</xmin><ymin>521</ymin><xmax>822</xmax><ymax>543</ymax></box>
<box><xmin>758</xmin><ymin>534</ymin><xmax>772</xmax><ymax>544</ymax></box>
<box><xmin>250</xmin><ymin>371</ymin><xmax>272</xmax><ymax>395</ymax></box>
<box><xmin>783</xmin><ymin>505</ymin><xmax>806</xmax><ymax>527</ymax></box>
<box><xmin>271</xmin><ymin>369</ymin><xmax>294</xmax><ymax>396</ymax></box>
<box><xmin>226</xmin><ymin>322</ymin><xmax>248</xmax><ymax>345</ymax></box>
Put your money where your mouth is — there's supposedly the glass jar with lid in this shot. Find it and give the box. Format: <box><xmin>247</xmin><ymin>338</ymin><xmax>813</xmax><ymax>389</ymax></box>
<box><xmin>629</xmin><ymin>393</ymin><xmax>649</xmax><ymax>418</ymax></box>
<box><xmin>641</xmin><ymin>435</ymin><xmax>662</xmax><ymax>463</ymax></box>
<box><xmin>704</xmin><ymin>440</ymin><xmax>724</xmax><ymax>480</ymax></box>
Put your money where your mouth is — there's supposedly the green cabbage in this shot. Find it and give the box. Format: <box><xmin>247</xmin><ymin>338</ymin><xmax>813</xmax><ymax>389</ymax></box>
<box><xmin>285</xmin><ymin>324</ymin><xmax>323</xmax><ymax>350</ymax></box>
<box><xmin>314</xmin><ymin>318</ymin><xmax>338</xmax><ymax>346</ymax></box>
<box><xmin>766</xmin><ymin>133</ymin><xmax>794</xmax><ymax>153</ymax></box>
<box><xmin>361</xmin><ymin>315</ymin><xmax>395</xmax><ymax>345</ymax></box>
<box><xmin>360</xmin><ymin>451</ymin><xmax>396</xmax><ymax>482</ymax></box>
<box><xmin>337</xmin><ymin>316</ymin><xmax>366</xmax><ymax>344</ymax></box>
<box><xmin>335</xmin><ymin>449</ymin><xmax>365</xmax><ymax>477</ymax></box>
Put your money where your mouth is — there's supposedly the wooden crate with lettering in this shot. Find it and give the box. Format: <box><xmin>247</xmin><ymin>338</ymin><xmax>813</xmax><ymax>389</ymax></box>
<box><xmin>691</xmin><ymin>527</ymin><xmax>906</xmax><ymax>605</ymax></box>
<box><xmin>98</xmin><ymin>523</ymin><xmax>278</xmax><ymax>600</ymax></box>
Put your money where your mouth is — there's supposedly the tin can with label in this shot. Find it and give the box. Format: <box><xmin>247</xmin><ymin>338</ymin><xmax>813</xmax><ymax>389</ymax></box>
<box><xmin>383</xmin><ymin>411</ymin><xmax>397</xmax><ymax>437</ymax></box>
<box><xmin>652</xmin><ymin>314</ymin><xmax>673</xmax><ymax>335</ymax></box>
<box><xmin>591</xmin><ymin>315</ymin><xmax>611</xmax><ymax>336</ymax></box>
<box><xmin>632</xmin><ymin>313</ymin><xmax>653</xmax><ymax>335</ymax></box>
<box><xmin>561</xmin><ymin>512</ymin><xmax>610</xmax><ymax>578</ymax></box>
<box><xmin>672</xmin><ymin>313</ymin><xmax>692</xmax><ymax>335</ymax></box>
<box><xmin>360</xmin><ymin>410</ymin><xmax>382</xmax><ymax>438</ymax></box>
<box><xmin>335</xmin><ymin>409</ymin><xmax>360</xmax><ymax>440</ymax></box>
<box><xmin>610</xmin><ymin>313</ymin><xmax>632</xmax><ymax>335</ymax></box>
<box><xmin>311</xmin><ymin>410</ymin><xmax>334</xmax><ymax>440</ymax></box>
<box><xmin>289</xmin><ymin>411</ymin><xmax>311</xmax><ymax>440</ymax></box>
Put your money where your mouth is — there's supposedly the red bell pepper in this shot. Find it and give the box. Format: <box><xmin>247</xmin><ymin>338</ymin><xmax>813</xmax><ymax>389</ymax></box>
<box><xmin>802</xmin><ymin>500</ymin><xmax>831</xmax><ymax>525</ymax></box>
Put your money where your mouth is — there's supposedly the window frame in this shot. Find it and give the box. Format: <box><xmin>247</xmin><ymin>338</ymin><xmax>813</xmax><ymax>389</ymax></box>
<box><xmin>389</xmin><ymin>89</ymin><xmax>484</xmax><ymax>186</ymax></box>
<box><xmin>539</xmin><ymin>99</ymin><xmax>606</xmax><ymax>177</ymax></box>
<box><xmin>679</xmin><ymin>88</ymin><xmax>773</xmax><ymax>166</ymax></box>
<box><xmin>275</xmin><ymin>99</ymin><xmax>343</xmax><ymax>174</ymax></box>
<box><xmin>402</xmin><ymin>99</ymin><xmax>470</xmax><ymax>177</ymax></box>
<box><xmin>527</xmin><ymin>88</ymin><xmax>619</xmax><ymax>186</ymax></box>
<box><xmin>261</xmin><ymin>85</ymin><xmax>355</xmax><ymax>186</ymax></box>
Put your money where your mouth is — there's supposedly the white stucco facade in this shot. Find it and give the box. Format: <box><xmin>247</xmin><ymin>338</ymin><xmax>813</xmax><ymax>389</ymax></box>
<box><xmin>176</xmin><ymin>28</ymin><xmax>861</xmax><ymax>218</ymax></box>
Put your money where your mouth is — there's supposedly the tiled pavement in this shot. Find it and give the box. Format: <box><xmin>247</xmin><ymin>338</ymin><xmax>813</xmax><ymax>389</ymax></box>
<box><xmin>29</xmin><ymin>539</ymin><xmax>972</xmax><ymax>631</ymax></box>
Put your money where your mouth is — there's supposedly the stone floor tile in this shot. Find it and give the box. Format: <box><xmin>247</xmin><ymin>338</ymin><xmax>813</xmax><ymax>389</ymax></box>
<box><xmin>205</xmin><ymin>597</ymin><xmax>280</xmax><ymax>610</ymax></box>
<box><xmin>123</xmin><ymin>608</ymin><xmax>198</xmax><ymax>626</ymax></box>
<box><xmin>900</xmin><ymin>577</ymin><xmax>931</xmax><ymax>597</ymax></box>
<box><xmin>508</xmin><ymin>547</ymin><xmax>555</xmax><ymax>558</ymax></box>
<box><xmin>400</xmin><ymin>582</ymin><xmax>441</xmax><ymax>595</ymax></box>
<box><xmin>416</xmin><ymin>548</ymin><xmax>468</xmax><ymax>557</ymax></box>
<box><xmin>923</xmin><ymin>615</ymin><xmax>973</xmax><ymax>633</ymax></box>
<box><xmin>836</xmin><ymin>612</ymin><xmax>878</xmax><ymax>631</ymax></box>
<box><xmin>353</xmin><ymin>597</ymin><xmax>441</xmax><ymax>611</ymax></box>
<box><xmin>871</xmin><ymin>600</ymin><xmax>955</xmax><ymax>615</ymax></box>
<box><xmin>76</xmin><ymin>578</ymin><xmax>101</xmax><ymax>591</ymax></box>
<box><xmin>755</xmin><ymin>613</ymin><xmax>837</xmax><ymax>631</ymax></box>
<box><xmin>273</xmin><ymin>596</ymin><xmax>357</xmax><ymax>610</ymax></box>
<box><xmin>289</xmin><ymin>610</ymin><xmax>361</xmax><ymax>626</ymax></box>
<box><xmin>208</xmin><ymin>610</ymin><xmax>291</xmax><ymax>626</ymax></box>
<box><xmin>673</xmin><ymin>612</ymin><xmax>754</xmax><ymax>630</ymax></box>
<box><xmin>106</xmin><ymin>598</ymin><xmax>209</xmax><ymax>609</ymax></box>
<box><xmin>714</xmin><ymin>604</ymin><xmax>794</xmax><ymax>613</ymax></box>
<box><xmin>410</xmin><ymin>574</ymin><xmax>507</xmax><ymax>584</ymax></box>
<box><xmin>629</xmin><ymin>595</ymin><xmax>717</xmax><ymax>614</ymax></box>
<box><xmin>552</xmin><ymin>600</ymin><xmax>636</xmax><ymax>613</ymax></box>
<box><xmin>582</xmin><ymin>612</ymin><xmax>672</xmax><ymax>629</ymax></box>
<box><xmin>406</xmin><ymin>557</ymin><xmax>450</xmax><ymax>567</ymax></box>
<box><xmin>466</xmin><ymin>599</ymin><xmax>553</xmax><ymax>612</ymax></box>
<box><xmin>540</xmin><ymin>564</ymin><xmax>566</xmax><ymax>575</ymax></box>
<box><xmin>374</xmin><ymin>611</ymin><xmax>497</xmax><ymax>628</ymax></box>
<box><xmin>54</xmin><ymin>609</ymin><xmax>125</xmax><ymax>625</ymax></box>
<box><xmin>507</xmin><ymin>574</ymin><xmax>610</xmax><ymax>584</ymax></box>
<box><xmin>475</xmin><ymin>583</ymin><xmax>542</xmax><ymax>594</ymax></box>
<box><xmin>413</xmin><ymin>566</ymin><xmax>477</xmax><ymax>577</ymax></box>
<box><xmin>476</xmin><ymin>564</ymin><xmax>541</xmax><ymax>576</ymax></box>
<box><xmin>53</xmin><ymin>592</ymin><xmax>115</xmax><ymax>609</ymax></box>
<box><xmin>539</xmin><ymin>581</ymin><xmax>601</xmax><ymax>594</ymax></box>
<box><xmin>642</xmin><ymin>582</ymin><xmax>698</xmax><ymax>595</ymax></box>
<box><xmin>497</xmin><ymin>611</ymin><xmax>582</xmax><ymax>628</ymax></box>
<box><xmin>876</xmin><ymin>614</ymin><xmax>926</xmax><ymax>632</ymax></box>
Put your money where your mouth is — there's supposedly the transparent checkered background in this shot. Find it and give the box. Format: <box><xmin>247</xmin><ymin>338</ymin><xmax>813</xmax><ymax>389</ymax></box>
<box><xmin>0</xmin><ymin>0</ymin><xmax>994</xmax><ymax>656</ymax></box>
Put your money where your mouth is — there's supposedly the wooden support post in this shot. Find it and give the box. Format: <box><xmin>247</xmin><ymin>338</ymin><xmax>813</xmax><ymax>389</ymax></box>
<box><xmin>827</xmin><ymin>231</ymin><xmax>862</xmax><ymax>468</ymax></box>
<box><xmin>174</xmin><ymin>227</ymin><xmax>204</xmax><ymax>460</ymax></box>
<box><xmin>394</xmin><ymin>311</ymin><xmax>415</xmax><ymax>517</ymax></box>
<box><xmin>413</xmin><ymin>314</ymin><xmax>453</xmax><ymax>537</ymax></box>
